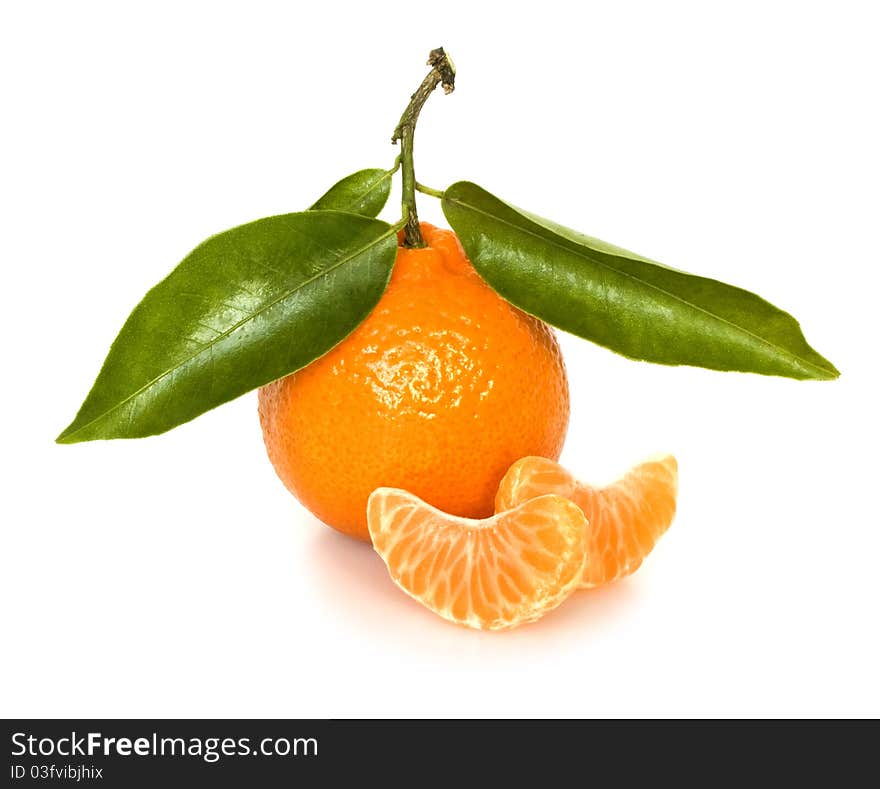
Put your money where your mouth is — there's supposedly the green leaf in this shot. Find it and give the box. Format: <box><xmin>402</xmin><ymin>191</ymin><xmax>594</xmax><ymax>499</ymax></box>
<box><xmin>310</xmin><ymin>168</ymin><xmax>393</xmax><ymax>217</ymax></box>
<box><xmin>442</xmin><ymin>181</ymin><xmax>838</xmax><ymax>380</ymax></box>
<box><xmin>57</xmin><ymin>212</ymin><xmax>398</xmax><ymax>443</ymax></box>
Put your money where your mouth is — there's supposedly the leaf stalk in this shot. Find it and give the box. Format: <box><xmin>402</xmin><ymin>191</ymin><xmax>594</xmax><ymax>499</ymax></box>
<box><xmin>416</xmin><ymin>182</ymin><xmax>445</xmax><ymax>199</ymax></box>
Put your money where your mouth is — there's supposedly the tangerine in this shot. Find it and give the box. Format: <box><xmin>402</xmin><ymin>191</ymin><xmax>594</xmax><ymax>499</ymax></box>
<box><xmin>259</xmin><ymin>223</ymin><xmax>569</xmax><ymax>539</ymax></box>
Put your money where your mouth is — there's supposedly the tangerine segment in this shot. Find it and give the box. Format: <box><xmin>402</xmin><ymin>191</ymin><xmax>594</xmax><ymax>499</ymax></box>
<box><xmin>368</xmin><ymin>488</ymin><xmax>588</xmax><ymax>630</ymax></box>
<box><xmin>496</xmin><ymin>455</ymin><xmax>678</xmax><ymax>588</ymax></box>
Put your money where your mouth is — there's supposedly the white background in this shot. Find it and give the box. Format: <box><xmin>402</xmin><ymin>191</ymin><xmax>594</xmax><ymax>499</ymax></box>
<box><xmin>2</xmin><ymin>1</ymin><xmax>878</xmax><ymax>718</ymax></box>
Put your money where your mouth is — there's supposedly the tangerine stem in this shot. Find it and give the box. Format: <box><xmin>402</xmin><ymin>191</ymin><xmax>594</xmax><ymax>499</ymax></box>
<box><xmin>392</xmin><ymin>47</ymin><xmax>455</xmax><ymax>248</ymax></box>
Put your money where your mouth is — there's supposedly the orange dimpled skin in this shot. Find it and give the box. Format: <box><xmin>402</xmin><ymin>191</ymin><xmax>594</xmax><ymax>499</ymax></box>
<box><xmin>368</xmin><ymin>488</ymin><xmax>587</xmax><ymax>630</ymax></box>
<box><xmin>496</xmin><ymin>455</ymin><xmax>678</xmax><ymax>588</ymax></box>
<box><xmin>259</xmin><ymin>224</ymin><xmax>569</xmax><ymax>540</ymax></box>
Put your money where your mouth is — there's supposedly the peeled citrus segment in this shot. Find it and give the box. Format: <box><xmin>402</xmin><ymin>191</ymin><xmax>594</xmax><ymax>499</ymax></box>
<box><xmin>367</xmin><ymin>488</ymin><xmax>588</xmax><ymax>630</ymax></box>
<box><xmin>496</xmin><ymin>455</ymin><xmax>678</xmax><ymax>589</ymax></box>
